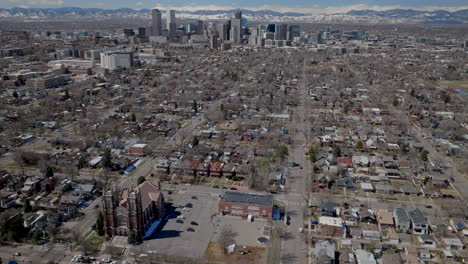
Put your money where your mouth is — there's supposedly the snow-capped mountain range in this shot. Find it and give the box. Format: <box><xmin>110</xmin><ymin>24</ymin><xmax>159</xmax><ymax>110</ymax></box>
<box><xmin>0</xmin><ymin>7</ymin><xmax>467</xmax><ymax>24</ymax></box>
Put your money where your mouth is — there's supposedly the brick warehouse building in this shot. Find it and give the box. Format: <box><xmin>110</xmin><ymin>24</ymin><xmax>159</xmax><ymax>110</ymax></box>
<box><xmin>102</xmin><ymin>181</ymin><xmax>164</xmax><ymax>241</ymax></box>
<box><xmin>219</xmin><ymin>191</ymin><xmax>274</xmax><ymax>220</ymax></box>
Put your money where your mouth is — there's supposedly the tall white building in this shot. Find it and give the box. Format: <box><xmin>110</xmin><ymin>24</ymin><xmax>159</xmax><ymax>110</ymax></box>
<box><xmin>100</xmin><ymin>51</ymin><xmax>133</xmax><ymax>70</ymax></box>
<box><xmin>151</xmin><ymin>9</ymin><xmax>162</xmax><ymax>36</ymax></box>
<box><xmin>167</xmin><ymin>10</ymin><xmax>176</xmax><ymax>39</ymax></box>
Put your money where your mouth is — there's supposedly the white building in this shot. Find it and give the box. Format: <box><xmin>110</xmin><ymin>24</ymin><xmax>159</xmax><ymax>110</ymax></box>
<box><xmin>100</xmin><ymin>51</ymin><xmax>133</xmax><ymax>70</ymax></box>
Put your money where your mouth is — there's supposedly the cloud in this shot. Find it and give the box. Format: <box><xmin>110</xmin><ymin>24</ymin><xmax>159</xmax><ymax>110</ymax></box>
<box><xmin>136</xmin><ymin>1</ymin><xmax>144</xmax><ymax>6</ymax></box>
<box><xmin>152</xmin><ymin>3</ymin><xmax>468</xmax><ymax>14</ymax></box>
<box><xmin>26</xmin><ymin>0</ymin><xmax>64</xmax><ymax>5</ymax></box>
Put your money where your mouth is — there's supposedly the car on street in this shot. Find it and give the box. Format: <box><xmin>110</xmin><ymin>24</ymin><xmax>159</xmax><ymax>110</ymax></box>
<box><xmin>229</xmin><ymin>187</ymin><xmax>238</xmax><ymax>190</ymax></box>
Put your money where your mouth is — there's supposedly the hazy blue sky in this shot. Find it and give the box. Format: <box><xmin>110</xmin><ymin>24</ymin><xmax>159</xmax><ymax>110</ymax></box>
<box><xmin>1</xmin><ymin>0</ymin><xmax>468</xmax><ymax>13</ymax></box>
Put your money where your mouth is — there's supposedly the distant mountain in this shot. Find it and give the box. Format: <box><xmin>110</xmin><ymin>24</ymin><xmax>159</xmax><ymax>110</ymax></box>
<box><xmin>0</xmin><ymin>7</ymin><xmax>466</xmax><ymax>24</ymax></box>
<box><xmin>345</xmin><ymin>9</ymin><xmax>468</xmax><ymax>24</ymax></box>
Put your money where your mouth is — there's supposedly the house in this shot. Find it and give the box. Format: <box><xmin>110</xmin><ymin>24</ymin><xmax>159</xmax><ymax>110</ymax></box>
<box><xmin>59</xmin><ymin>194</ymin><xmax>80</xmax><ymax>206</ymax></box>
<box><xmin>400</xmin><ymin>185</ymin><xmax>420</xmax><ymax>196</ymax></box>
<box><xmin>335</xmin><ymin>177</ymin><xmax>357</xmax><ymax>190</ymax></box>
<box><xmin>393</xmin><ymin>208</ymin><xmax>411</xmax><ymax>232</ymax></box>
<box><xmin>314</xmin><ymin>175</ymin><xmax>332</xmax><ymax>189</ymax></box>
<box><xmin>418</xmin><ymin>234</ymin><xmax>436</xmax><ymax>248</ymax></box>
<box><xmin>182</xmin><ymin>160</ymin><xmax>199</xmax><ymax>179</ymax></box>
<box><xmin>442</xmin><ymin>237</ymin><xmax>464</xmax><ymax>250</ymax></box>
<box><xmin>314</xmin><ymin>240</ymin><xmax>336</xmax><ymax>264</ymax></box>
<box><xmin>320</xmin><ymin>202</ymin><xmax>338</xmax><ymax>217</ymax></box>
<box><xmin>409</xmin><ymin>208</ymin><xmax>428</xmax><ymax>234</ymax></box>
<box><xmin>362</xmin><ymin>230</ymin><xmax>381</xmax><ymax>241</ymax></box>
<box><xmin>360</xmin><ymin>183</ymin><xmax>374</xmax><ymax>192</ymax></box>
<box><xmin>57</xmin><ymin>203</ymin><xmax>78</xmax><ymax>220</ymax></box>
<box><xmin>219</xmin><ymin>191</ymin><xmax>273</xmax><ymax>220</ymax></box>
<box><xmin>419</xmin><ymin>249</ymin><xmax>431</xmax><ymax>260</ymax></box>
<box><xmin>381</xmin><ymin>253</ymin><xmax>403</xmax><ymax>264</ymax></box>
<box><xmin>21</xmin><ymin>177</ymin><xmax>42</xmax><ymax>194</ymax></box>
<box><xmin>354</xmin><ymin>249</ymin><xmax>376</xmax><ymax>264</ymax></box>
<box><xmin>359</xmin><ymin>208</ymin><xmax>376</xmax><ymax>224</ymax></box>
<box><xmin>352</xmin><ymin>155</ymin><xmax>369</xmax><ymax>167</ymax></box>
<box><xmin>130</xmin><ymin>143</ymin><xmax>148</xmax><ymax>156</ymax></box>
<box><xmin>374</xmin><ymin>183</ymin><xmax>394</xmax><ymax>194</ymax></box>
<box><xmin>336</xmin><ymin>157</ymin><xmax>353</xmax><ymax>168</ymax></box>
<box><xmin>376</xmin><ymin>209</ymin><xmax>394</xmax><ymax>229</ymax></box>
<box><xmin>210</xmin><ymin>161</ymin><xmax>224</xmax><ymax>177</ymax></box>
<box><xmin>319</xmin><ymin>216</ymin><xmax>343</xmax><ymax>227</ymax></box>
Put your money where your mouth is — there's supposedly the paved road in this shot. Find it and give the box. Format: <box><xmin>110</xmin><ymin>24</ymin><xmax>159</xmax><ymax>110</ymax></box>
<box><xmin>410</xmin><ymin>125</ymin><xmax>468</xmax><ymax>207</ymax></box>
<box><xmin>278</xmin><ymin>57</ymin><xmax>310</xmax><ymax>264</ymax></box>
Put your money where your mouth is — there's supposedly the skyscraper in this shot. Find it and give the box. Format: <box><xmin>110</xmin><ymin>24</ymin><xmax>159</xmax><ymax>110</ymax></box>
<box><xmin>151</xmin><ymin>9</ymin><xmax>162</xmax><ymax>36</ymax></box>
<box><xmin>167</xmin><ymin>10</ymin><xmax>176</xmax><ymax>39</ymax></box>
<box><xmin>288</xmin><ymin>25</ymin><xmax>300</xmax><ymax>40</ymax></box>
<box><xmin>230</xmin><ymin>11</ymin><xmax>242</xmax><ymax>44</ymax></box>
<box><xmin>216</xmin><ymin>23</ymin><xmax>227</xmax><ymax>41</ymax></box>
<box><xmin>196</xmin><ymin>20</ymin><xmax>204</xmax><ymax>35</ymax></box>
<box><xmin>275</xmin><ymin>24</ymin><xmax>288</xmax><ymax>40</ymax></box>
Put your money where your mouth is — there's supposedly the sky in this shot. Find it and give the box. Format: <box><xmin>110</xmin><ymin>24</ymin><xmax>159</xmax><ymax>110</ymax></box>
<box><xmin>1</xmin><ymin>0</ymin><xmax>468</xmax><ymax>13</ymax></box>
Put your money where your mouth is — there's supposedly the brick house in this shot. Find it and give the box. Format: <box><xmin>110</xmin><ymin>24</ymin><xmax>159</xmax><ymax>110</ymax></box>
<box><xmin>219</xmin><ymin>191</ymin><xmax>273</xmax><ymax>220</ymax></box>
<box><xmin>130</xmin><ymin>143</ymin><xmax>148</xmax><ymax>156</ymax></box>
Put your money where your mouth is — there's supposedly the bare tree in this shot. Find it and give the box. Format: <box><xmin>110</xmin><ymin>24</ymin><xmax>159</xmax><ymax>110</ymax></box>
<box><xmin>46</xmin><ymin>223</ymin><xmax>60</xmax><ymax>242</ymax></box>
<box><xmin>218</xmin><ymin>227</ymin><xmax>237</xmax><ymax>253</ymax></box>
<box><xmin>13</xmin><ymin>151</ymin><xmax>25</xmax><ymax>176</ymax></box>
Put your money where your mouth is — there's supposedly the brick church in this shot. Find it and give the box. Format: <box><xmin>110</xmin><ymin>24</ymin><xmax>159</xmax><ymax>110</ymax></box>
<box><xmin>101</xmin><ymin>180</ymin><xmax>165</xmax><ymax>241</ymax></box>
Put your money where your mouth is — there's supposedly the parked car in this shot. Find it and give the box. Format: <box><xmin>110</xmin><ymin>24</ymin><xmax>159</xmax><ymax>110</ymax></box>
<box><xmin>187</xmin><ymin>227</ymin><xmax>195</xmax><ymax>232</ymax></box>
<box><xmin>190</xmin><ymin>221</ymin><xmax>198</xmax><ymax>225</ymax></box>
<box><xmin>176</xmin><ymin>219</ymin><xmax>184</xmax><ymax>224</ymax></box>
<box><xmin>229</xmin><ymin>187</ymin><xmax>238</xmax><ymax>190</ymax></box>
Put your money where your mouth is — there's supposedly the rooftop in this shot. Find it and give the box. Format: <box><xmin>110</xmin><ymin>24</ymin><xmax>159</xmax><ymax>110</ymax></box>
<box><xmin>221</xmin><ymin>191</ymin><xmax>273</xmax><ymax>206</ymax></box>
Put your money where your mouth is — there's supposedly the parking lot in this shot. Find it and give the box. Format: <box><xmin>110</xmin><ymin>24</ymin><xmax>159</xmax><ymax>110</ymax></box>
<box><xmin>213</xmin><ymin>216</ymin><xmax>269</xmax><ymax>247</ymax></box>
<box><xmin>134</xmin><ymin>190</ymin><xmax>218</xmax><ymax>258</ymax></box>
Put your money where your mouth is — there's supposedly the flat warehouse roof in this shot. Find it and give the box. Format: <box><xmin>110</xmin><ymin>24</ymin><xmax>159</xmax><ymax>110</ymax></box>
<box><xmin>221</xmin><ymin>191</ymin><xmax>273</xmax><ymax>206</ymax></box>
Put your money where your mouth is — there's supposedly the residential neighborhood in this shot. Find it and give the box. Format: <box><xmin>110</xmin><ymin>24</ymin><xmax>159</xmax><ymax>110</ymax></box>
<box><xmin>0</xmin><ymin>4</ymin><xmax>467</xmax><ymax>264</ymax></box>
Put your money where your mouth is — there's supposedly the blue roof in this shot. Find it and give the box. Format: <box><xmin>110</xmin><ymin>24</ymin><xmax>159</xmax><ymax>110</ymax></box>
<box><xmin>124</xmin><ymin>165</ymin><xmax>136</xmax><ymax>174</ymax></box>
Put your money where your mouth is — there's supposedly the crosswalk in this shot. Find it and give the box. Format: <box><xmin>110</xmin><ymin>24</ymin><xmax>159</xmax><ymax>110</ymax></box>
<box><xmin>277</xmin><ymin>200</ymin><xmax>306</xmax><ymax>207</ymax></box>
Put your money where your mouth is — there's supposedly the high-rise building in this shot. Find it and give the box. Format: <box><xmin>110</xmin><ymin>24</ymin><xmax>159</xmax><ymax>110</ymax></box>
<box><xmin>123</xmin><ymin>29</ymin><xmax>135</xmax><ymax>37</ymax></box>
<box><xmin>151</xmin><ymin>9</ymin><xmax>162</xmax><ymax>36</ymax></box>
<box><xmin>267</xmin><ymin>24</ymin><xmax>276</xmax><ymax>33</ymax></box>
<box><xmin>138</xmin><ymin>27</ymin><xmax>146</xmax><ymax>38</ymax></box>
<box><xmin>196</xmin><ymin>20</ymin><xmax>204</xmax><ymax>35</ymax></box>
<box><xmin>230</xmin><ymin>26</ymin><xmax>239</xmax><ymax>44</ymax></box>
<box><xmin>216</xmin><ymin>23</ymin><xmax>228</xmax><ymax>41</ymax></box>
<box><xmin>100</xmin><ymin>51</ymin><xmax>133</xmax><ymax>70</ymax></box>
<box><xmin>230</xmin><ymin>11</ymin><xmax>242</xmax><ymax>44</ymax></box>
<box><xmin>226</xmin><ymin>20</ymin><xmax>231</xmax><ymax>41</ymax></box>
<box><xmin>167</xmin><ymin>10</ymin><xmax>176</xmax><ymax>39</ymax></box>
<box><xmin>275</xmin><ymin>24</ymin><xmax>288</xmax><ymax>40</ymax></box>
<box><xmin>210</xmin><ymin>34</ymin><xmax>219</xmax><ymax>49</ymax></box>
<box><xmin>288</xmin><ymin>25</ymin><xmax>300</xmax><ymax>40</ymax></box>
